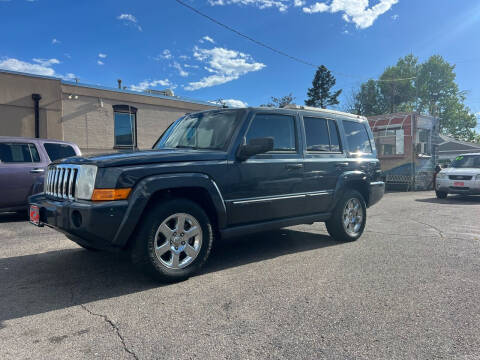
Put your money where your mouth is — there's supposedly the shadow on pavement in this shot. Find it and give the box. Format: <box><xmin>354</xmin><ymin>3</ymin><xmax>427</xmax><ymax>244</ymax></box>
<box><xmin>0</xmin><ymin>229</ymin><xmax>337</xmax><ymax>326</ymax></box>
<box><xmin>415</xmin><ymin>194</ymin><xmax>480</xmax><ymax>205</ymax></box>
<box><xmin>0</xmin><ymin>212</ymin><xmax>28</xmax><ymax>223</ymax></box>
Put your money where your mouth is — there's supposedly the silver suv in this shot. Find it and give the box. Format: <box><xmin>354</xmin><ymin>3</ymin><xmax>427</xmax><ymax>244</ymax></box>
<box><xmin>436</xmin><ymin>153</ymin><xmax>480</xmax><ymax>198</ymax></box>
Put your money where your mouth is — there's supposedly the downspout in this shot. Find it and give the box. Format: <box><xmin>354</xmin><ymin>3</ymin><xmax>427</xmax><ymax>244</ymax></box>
<box><xmin>32</xmin><ymin>93</ymin><xmax>42</xmax><ymax>138</ymax></box>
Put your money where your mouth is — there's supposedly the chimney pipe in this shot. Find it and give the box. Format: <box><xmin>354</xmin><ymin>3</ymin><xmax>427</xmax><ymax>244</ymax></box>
<box><xmin>117</xmin><ymin>79</ymin><xmax>122</xmax><ymax>89</ymax></box>
<box><xmin>32</xmin><ymin>93</ymin><xmax>42</xmax><ymax>138</ymax></box>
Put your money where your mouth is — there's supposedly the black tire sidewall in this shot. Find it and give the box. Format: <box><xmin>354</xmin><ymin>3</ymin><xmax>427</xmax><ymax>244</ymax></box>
<box><xmin>327</xmin><ymin>189</ymin><xmax>367</xmax><ymax>242</ymax></box>
<box><xmin>133</xmin><ymin>199</ymin><xmax>213</xmax><ymax>281</ymax></box>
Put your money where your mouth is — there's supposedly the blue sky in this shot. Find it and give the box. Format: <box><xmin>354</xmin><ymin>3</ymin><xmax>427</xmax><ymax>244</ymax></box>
<box><xmin>1</xmin><ymin>0</ymin><xmax>479</xmax><ymax>126</ymax></box>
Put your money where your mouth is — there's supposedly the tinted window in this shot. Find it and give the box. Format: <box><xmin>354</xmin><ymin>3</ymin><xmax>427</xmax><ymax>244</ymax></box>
<box><xmin>328</xmin><ymin>120</ymin><xmax>341</xmax><ymax>152</ymax></box>
<box><xmin>114</xmin><ymin>111</ymin><xmax>136</xmax><ymax>147</ymax></box>
<box><xmin>44</xmin><ymin>143</ymin><xmax>76</xmax><ymax>161</ymax></box>
<box><xmin>246</xmin><ymin>114</ymin><xmax>296</xmax><ymax>151</ymax></box>
<box><xmin>159</xmin><ymin>111</ymin><xmax>239</xmax><ymax>150</ymax></box>
<box><xmin>304</xmin><ymin>117</ymin><xmax>330</xmax><ymax>151</ymax></box>
<box><xmin>451</xmin><ymin>155</ymin><xmax>480</xmax><ymax>169</ymax></box>
<box><xmin>343</xmin><ymin>121</ymin><xmax>372</xmax><ymax>154</ymax></box>
<box><xmin>0</xmin><ymin>143</ymin><xmax>40</xmax><ymax>163</ymax></box>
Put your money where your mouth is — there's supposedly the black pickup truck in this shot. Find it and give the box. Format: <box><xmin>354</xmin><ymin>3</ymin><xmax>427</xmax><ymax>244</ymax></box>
<box><xmin>29</xmin><ymin>106</ymin><xmax>384</xmax><ymax>282</ymax></box>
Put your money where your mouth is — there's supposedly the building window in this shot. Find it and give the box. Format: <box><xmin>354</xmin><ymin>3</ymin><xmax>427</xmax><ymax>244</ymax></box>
<box><xmin>416</xmin><ymin>129</ymin><xmax>431</xmax><ymax>155</ymax></box>
<box><xmin>113</xmin><ymin>105</ymin><xmax>137</xmax><ymax>148</ymax></box>
<box><xmin>373</xmin><ymin>127</ymin><xmax>404</xmax><ymax>156</ymax></box>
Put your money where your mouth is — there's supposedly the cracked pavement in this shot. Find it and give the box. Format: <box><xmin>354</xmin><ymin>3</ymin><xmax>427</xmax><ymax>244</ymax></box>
<box><xmin>1</xmin><ymin>191</ymin><xmax>480</xmax><ymax>359</ymax></box>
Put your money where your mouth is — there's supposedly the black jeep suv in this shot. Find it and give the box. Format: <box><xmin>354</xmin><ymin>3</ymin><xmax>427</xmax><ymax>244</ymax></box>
<box><xmin>29</xmin><ymin>106</ymin><xmax>384</xmax><ymax>282</ymax></box>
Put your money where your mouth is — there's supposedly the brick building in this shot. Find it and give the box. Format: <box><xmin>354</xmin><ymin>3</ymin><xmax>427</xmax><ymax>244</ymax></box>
<box><xmin>0</xmin><ymin>70</ymin><xmax>217</xmax><ymax>154</ymax></box>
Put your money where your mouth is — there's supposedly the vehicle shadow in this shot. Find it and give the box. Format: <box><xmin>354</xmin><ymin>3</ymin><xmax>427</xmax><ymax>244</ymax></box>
<box><xmin>415</xmin><ymin>194</ymin><xmax>480</xmax><ymax>205</ymax></box>
<box><xmin>0</xmin><ymin>212</ymin><xmax>28</xmax><ymax>223</ymax></box>
<box><xmin>0</xmin><ymin>229</ymin><xmax>337</xmax><ymax>326</ymax></box>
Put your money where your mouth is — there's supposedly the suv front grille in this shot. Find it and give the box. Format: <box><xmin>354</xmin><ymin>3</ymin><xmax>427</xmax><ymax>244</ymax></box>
<box><xmin>45</xmin><ymin>165</ymin><xmax>79</xmax><ymax>200</ymax></box>
<box><xmin>449</xmin><ymin>175</ymin><xmax>472</xmax><ymax>180</ymax></box>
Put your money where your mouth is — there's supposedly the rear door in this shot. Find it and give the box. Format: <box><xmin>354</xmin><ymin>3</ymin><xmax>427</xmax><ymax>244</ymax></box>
<box><xmin>0</xmin><ymin>142</ymin><xmax>45</xmax><ymax>209</ymax></box>
<box><xmin>301</xmin><ymin>116</ymin><xmax>346</xmax><ymax>213</ymax></box>
<box><xmin>225</xmin><ymin>112</ymin><xmax>306</xmax><ymax>225</ymax></box>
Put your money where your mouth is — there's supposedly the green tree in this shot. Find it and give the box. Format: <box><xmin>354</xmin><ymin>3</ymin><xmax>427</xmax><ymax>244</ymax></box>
<box><xmin>351</xmin><ymin>79</ymin><xmax>385</xmax><ymax>116</ymax></box>
<box><xmin>305</xmin><ymin>65</ymin><xmax>342</xmax><ymax>108</ymax></box>
<box><xmin>261</xmin><ymin>93</ymin><xmax>295</xmax><ymax>108</ymax></box>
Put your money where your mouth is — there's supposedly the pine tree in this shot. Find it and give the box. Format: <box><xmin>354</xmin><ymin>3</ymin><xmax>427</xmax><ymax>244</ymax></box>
<box><xmin>305</xmin><ymin>65</ymin><xmax>342</xmax><ymax>108</ymax></box>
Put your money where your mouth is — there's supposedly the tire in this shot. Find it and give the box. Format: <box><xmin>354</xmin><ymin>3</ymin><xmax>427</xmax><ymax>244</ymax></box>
<box><xmin>131</xmin><ymin>198</ymin><xmax>214</xmax><ymax>282</ymax></box>
<box><xmin>326</xmin><ymin>189</ymin><xmax>367</xmax><ymax>242</ymax></box>
<box><xmin>436</xmin><ymin>191</ymin><xmax>448</xmax><ymax>199</ymax></box>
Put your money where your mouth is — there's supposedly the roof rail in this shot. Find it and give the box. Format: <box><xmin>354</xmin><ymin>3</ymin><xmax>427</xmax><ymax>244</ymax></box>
<box><xmin>282</xmin><ymin>104</ymin><xmax>365</xmax><ymax>120</ymax></box>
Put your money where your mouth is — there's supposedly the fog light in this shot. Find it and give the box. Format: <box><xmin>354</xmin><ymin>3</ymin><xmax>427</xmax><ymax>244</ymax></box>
<box><xmin>72</xmin><ymin>210</ymin><xmax>82</xmax><ymax>228</ymax></box>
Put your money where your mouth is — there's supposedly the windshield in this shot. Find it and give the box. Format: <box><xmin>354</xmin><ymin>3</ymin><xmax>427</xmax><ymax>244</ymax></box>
<box><xmin>155</xmin><ymin>111</ymin><xmax>240</xmax><ymax>151</ymax></box>
<box><xmin>450</xmin><ymin>155</ymin><xmax>480</xmax><ymax>169</ymax></box>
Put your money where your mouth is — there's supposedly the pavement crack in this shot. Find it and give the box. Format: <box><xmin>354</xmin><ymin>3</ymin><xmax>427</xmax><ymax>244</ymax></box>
<box><xmin>78</xmin><ymin>304</ymin><xmax>138</xmax><ymax>360</ymax></box>
<box><xmin>71</xmin><ymin>286</ymin><xmax>138</xmax><ymax>360</ymax></box>
<box><xmin>408</xmin><ymin>218</ymin><xmax>445</xmax><ymax>240</ymax></box>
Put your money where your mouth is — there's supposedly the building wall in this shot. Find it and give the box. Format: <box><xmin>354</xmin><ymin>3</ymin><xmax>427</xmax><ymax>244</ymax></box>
<box><xmin>61</xmin><ymin>84</ymin><xmax>215</xmax><ymax>154</ymax></box>
<box><xmin>0</xmin><ymin>72</ymin><xmax>62</xmax><ymax>139</ymax></box>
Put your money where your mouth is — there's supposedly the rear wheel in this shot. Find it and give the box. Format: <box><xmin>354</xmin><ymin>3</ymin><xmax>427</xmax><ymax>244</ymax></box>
<box><xmin>131</xmin><ymin>198</ymin><xmax>213</xmax><ymax>282</ymax></box>
<box><xmin>436</xmin><ymin>191</ymin><xmax>448</xmax><ymax>199</ymax></box>
<box><xmin>326</xmin><ymin>189</ymin><xmax>366</xmax><ymax>242</ymax></box>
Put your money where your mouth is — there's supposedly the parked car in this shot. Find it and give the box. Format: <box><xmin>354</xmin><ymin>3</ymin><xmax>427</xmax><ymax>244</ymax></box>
<box><xmin>435</xmin><ymin>153</ymin><xmax>480</xmax><ymax>198</ymax></box>
<box><xmin>29</xmin><ymin>106</ymin><xmax>384</xmax><ymax>282</ymax></box>
<box><xmin>0</xmin><ymin>136</ymin><xmax>81</xmax><ymax>213</ymax></box>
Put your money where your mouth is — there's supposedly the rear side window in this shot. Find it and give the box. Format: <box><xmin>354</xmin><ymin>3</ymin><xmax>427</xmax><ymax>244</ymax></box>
<box><xmin>304</xmin><ymin>117</ymin><xmax>342</xmax><ymax>152</ymax></box>
<box><xmin>342</xmin><ymin>121</ymin><xmax>372</xmax><ymax>154</ymax></box>
<box><xmin>43</xmin><ymin>143</ymin><xmax>76</xmax><ymax>161</ymax></box>
<box><xmin>0</xmin><ymin>143</ymin><xmax>40</xmax><ymax>163</ymax></box>
<box><xmin>246</xmin><ymin>114</ymin><xmax>296</xmax><ymax>151</ymax></box>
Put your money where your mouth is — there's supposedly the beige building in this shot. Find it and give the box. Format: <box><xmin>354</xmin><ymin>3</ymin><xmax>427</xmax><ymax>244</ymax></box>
<box><xmin>0</xmin><ymin>70</ymin><xmax>217</xmax><ymax>154</ymax></box>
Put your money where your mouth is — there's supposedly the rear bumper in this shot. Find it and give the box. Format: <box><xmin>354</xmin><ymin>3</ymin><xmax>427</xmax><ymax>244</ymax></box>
<box><xmin>368</xmin><ymin>181</ymin><xmax>385</xmax><ymax>207</ymax></box>
<box><xmin>29</xmin><ymin>193</ymin><xmax>128</xmax><ymax>251</ymax></box>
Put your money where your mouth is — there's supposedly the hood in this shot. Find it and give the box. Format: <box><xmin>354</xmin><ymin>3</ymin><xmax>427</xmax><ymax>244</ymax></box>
<box><xmin>441</xmin><ymin>167</ymin><xmax>480</xmax><ymax>176</ymax></box>
<box><xmin>55</xmin><ymin>148</ymin><xmax>228</xmax><ymax>167</ymax></box>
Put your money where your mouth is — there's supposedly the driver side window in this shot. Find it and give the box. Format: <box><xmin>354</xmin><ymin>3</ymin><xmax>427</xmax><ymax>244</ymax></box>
<box><xmin>246</xmin><ymin>114</ymin><xmax>296</xmax><ymax>152</ymax></box>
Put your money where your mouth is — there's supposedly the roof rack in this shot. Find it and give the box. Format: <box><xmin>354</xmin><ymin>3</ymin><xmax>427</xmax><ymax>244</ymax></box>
<box><xmin>282</xmin><ymin>104</ymin><xmax>365</xmax><ymax>120</ymax></box>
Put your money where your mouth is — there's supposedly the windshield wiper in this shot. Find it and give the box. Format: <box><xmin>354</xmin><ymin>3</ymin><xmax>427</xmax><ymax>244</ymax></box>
<box><xmin>175</xmin><ymin>145</ymin><xmax>197</xmax><ymax>149</ymax></box>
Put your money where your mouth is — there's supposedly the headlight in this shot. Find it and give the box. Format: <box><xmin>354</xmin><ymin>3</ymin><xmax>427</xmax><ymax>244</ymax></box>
<box><xmin>76</xmin><ymin>165</ymin><xmax>98</xmax><ymax>200</ymax></box>
<box><xmin>437</xmin><ymin>172</ymin><xmax>447</xmax><ymax>179</ymax></box>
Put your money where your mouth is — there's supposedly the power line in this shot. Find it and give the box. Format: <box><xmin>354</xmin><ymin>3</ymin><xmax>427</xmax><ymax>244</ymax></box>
<box><xmin>174</xmin><ymin>0</ymin><xmax>417</xmax><ymax>83</ymax></box>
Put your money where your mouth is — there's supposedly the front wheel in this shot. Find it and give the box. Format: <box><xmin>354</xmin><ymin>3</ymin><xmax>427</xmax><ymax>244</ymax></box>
<box><xmin>326</xmin><ymin>190</ymin><xmax>367</xmax><ymax>242</ymax></box>
<box><xmin>131</xmin><ymin>199</ymin><xmax>213</xmax><ymax>282</ymax></box>
<box><xmin>436</xmin><ymin>191</ymin><xmax>448</xmax><ymax>199</ymax></box>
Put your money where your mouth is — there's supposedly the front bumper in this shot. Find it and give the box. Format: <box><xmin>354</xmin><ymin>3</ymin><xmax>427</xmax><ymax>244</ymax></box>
<box><xmin>368</xmin><ymin>181</ymin><xmax>385</xmax><ymax>207</ymax></box>
<box><xmin>436</xmin><ymin>178</ymin><xmax>480</xmax><ymax>195</ymax></box>
<box><xmin>29</xmin><ymin>193</ymin><xmax>128</xmax><ymax>251</ymax></box>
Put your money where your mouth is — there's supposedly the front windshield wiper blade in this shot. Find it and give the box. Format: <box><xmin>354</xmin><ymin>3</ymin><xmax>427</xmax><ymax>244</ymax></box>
<box><xmin>175</xmin><ymin>145</ymin><xmax>197</xmax><ymax>149</ymax></box>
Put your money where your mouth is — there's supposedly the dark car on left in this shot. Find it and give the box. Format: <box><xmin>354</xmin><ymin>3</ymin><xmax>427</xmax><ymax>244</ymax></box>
<box><xmin>0</xmin><ymin>136</ymin><xmax>81</xmax><ymax>214</ymax></box>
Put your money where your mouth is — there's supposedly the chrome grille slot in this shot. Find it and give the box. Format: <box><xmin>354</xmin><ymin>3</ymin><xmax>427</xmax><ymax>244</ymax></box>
<box><xmin>45</xmin><ymin>164</ymin><xmax>80</xmax><ymax>200</ymax></box>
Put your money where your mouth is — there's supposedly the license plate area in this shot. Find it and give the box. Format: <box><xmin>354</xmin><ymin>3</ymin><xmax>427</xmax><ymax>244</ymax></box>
<box><xmin>453</xmin><ymin>181</ymin><xmax>465</xmax><ymax>187</ymax></box>
<box><xmin>29</xmin><ymin>205</ymin><xmax>42</xmax><ymax>226</ymax></box>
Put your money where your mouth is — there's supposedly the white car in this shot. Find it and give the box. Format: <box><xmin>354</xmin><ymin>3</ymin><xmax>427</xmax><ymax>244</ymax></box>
<box><xmin>436</xmin><ymin>153</ymin><xmax>480</xmax><ymax>199</ymax></box>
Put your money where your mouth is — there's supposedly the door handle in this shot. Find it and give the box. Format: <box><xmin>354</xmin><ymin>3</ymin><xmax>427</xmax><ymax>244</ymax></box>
<box><xmin>285</xmin><ymin>163</ymin><xmax>303</xmax><ymax>170</ymax></box>
<box><xmin>30</xmin><ymin>168</ymin><xmax>45</xmax><ymax>173</ymax></box>
<box><xmin>336</xmin><ymin>162</ymin><xmax>349</xmax><ymax>169</ymax></box>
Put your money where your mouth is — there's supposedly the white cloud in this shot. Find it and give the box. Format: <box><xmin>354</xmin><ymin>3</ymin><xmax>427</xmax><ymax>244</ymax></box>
<box><xmin>97</xmin><ymin>60</ymin><xmax>104</xmax><ymax>65</ymax></box>
<box><xmin>172</xmin><ymin>62</ymin><xmax>189</xmax><ymax>77</ymax></box>
<box><xmin>51</xmin><ymin>38</ymin><xmax>61</xmax><ymax>45</ymax></box>
<box><xmin>200</xmin><ymin>36</ymin><xmax>215</xmax><ymax>44</ymax></box>
<box><xmin>117</xmin><ymin>13</ymin><xmax>142</xmax><ymax>31</ymax></box>
<box><xmin>293</xmin><ymin>0</ymin><xmax>305</xmax><ymax>6</ymax></box>
<box><xmin>98</xmin><ymin>53</ymin><xmax>107</xmax><ymax>59</ymax></box>
<box><xmin>0</xmin><ymin>57</ymin><xmax>75</xmax><ymax>80</ymax></box>
<box><xmin>185</xmin><ymin>46</ymin><xmax>265</xmax><ymax>91</ymax></box>
<box><xmin>184</xmin><ymin>64</ymin><xmax>199</xmax><ymax>69</ymax></box>
<box><xmin>130</xmin><ymin>79</ymin><xmax>175</xmax><ymax>92</ymax></box>
<box><xmin>208</xmin><ymin>0</ymin><xmax>290</xmax><ymax>12</ymax></box>
<box><xmin>179</xmin><ymin>55</ymin><xmax>190</xmax><ymax>60</ymax></box>
<box><xmin>391</xmin><ymin>14</ymin><xmax>399</xmax><ymax>20</ymax></box>
<box><xmin>157</xmin><ymin>49</ymin><xmax>172</xmax><ymax>60</ymax></box>
<box><xmin>303</xmin><ymin>0</ymin><xmax>399</xmax><ymax>29</ymax></box>
<box><xmin>212</xmin><ymin>99</ymin><xmax>248</xmax><ymax>108</ymax></box>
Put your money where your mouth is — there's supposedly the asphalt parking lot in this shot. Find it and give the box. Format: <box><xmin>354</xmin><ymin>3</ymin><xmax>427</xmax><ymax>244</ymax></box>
<box><xmin>1</xmin><ymin>191</ymin><xmax>480</xmax><ymax>360</ymax></box>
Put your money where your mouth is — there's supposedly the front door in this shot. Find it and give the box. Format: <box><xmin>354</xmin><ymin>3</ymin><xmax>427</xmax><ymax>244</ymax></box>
<box><xmin>0</xmin><ymin>142</ymin><xmax>45</xmax><ymax>210</ymax></box>
<box><xmin>225</xmin><ymin>112</ymin><xmax>305</xmax><ymax>225</ymax></box>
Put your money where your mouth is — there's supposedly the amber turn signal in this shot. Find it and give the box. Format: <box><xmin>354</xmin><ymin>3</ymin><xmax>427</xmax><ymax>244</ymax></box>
<box><xmin>91</xmin><ymin>188</ymin><xmax>132</xmax><ymax>201</ymax></box>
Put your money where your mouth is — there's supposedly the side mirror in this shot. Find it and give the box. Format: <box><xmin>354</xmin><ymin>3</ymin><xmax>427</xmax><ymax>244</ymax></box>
<box><xmin>236</xmin><ymin>137</ymin><xmax>274</xmax><ymax>161</ymax></box>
